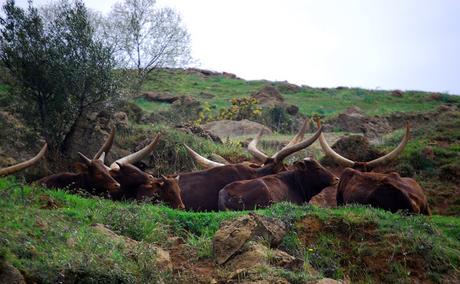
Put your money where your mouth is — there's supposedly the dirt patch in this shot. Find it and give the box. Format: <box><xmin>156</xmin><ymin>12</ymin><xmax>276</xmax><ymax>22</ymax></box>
<box><xmin>295</xmin><ymin>216</ymin><xmax>431</xmax><ymax>283</ymax></box>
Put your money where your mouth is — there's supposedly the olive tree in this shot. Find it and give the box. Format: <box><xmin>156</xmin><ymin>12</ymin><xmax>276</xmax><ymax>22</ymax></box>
<box><xmin>0</xmin><ymin>0</ymin><xmax>119</xmax><ymax>152</ymax></box>
<box><xmin>107</xmin><ymin>0</ymin><xmax>192</xmax><ymax>93</ymax></box>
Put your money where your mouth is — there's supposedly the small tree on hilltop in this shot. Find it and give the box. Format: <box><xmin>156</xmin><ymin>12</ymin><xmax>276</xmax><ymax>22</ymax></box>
<box><xmin>107</xmin><ymin>0</ymin><xmax>192</xmax><ymax>94</ymax></box>
<box><xmin>0</xmin><ymin>0</ymin><xmax>119</xmax><ymax>152</ymax></box>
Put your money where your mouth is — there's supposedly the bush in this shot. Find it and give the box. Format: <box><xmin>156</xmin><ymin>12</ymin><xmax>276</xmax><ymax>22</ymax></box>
<box><xmin>0</xmin><ymin>0</ymin><xmax>118</xmax><ymax>151</ymax></box>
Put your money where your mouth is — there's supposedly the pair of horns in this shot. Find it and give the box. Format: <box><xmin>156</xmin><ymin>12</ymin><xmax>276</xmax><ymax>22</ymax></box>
<box><xmin>317</xmin><ymin>120</ymin><xmax>410</xmax><ymax>169</ymax></box>
<box><xmin>0</xmin><ymin>143</ymin><xmax>48</xmax><ymax>176</ymax></box>
<box><xmin>248</xmin><ymin>118</ymin><xmax>322</xmax><ymax>164</ymax></box>
<box><xmin>186</xmin><ymin>118</ymin><xmax>322</xmax><ymax>169</ymax></box>
<box><xmin>80</xmin><ymin>126</ymin><xmax>160</xmax><ymax>171</ymax></box>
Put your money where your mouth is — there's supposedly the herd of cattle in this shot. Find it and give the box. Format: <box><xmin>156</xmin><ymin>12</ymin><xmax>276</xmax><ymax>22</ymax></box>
<box><xmin>0</xmin><ymin>119</ymin><xmax>430</xmax><ymax>215</ymax></box>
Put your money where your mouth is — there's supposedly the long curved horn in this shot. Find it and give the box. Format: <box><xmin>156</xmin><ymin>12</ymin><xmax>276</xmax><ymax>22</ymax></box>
<box><xmin>366</xmin><ymin>124</ymin><xmax>410</xmax><ymax>168</ymax></box>
<box><xmin>273</xmin><ymin>125</ymin><xmax>323</xmax><ymax>164</ymax></box>
<box><xmin>0</xmin><ymin>143</ymin><xmax>48</xmax><ymax>176</ymax></box>
<box><xmin>247</xmin><ymin>129</ymin><xmax>269</xmax><ymax>163</ymax></box>
<box><xmin>210</xmin><ymin>154</ymin><xmax>230</xmax><ymax>165</ymax></box>
<box><xmin>316</xmin><ymin>120</ymin><xmax>355</xmax><ymax>167</ymax></box>
<box><xmin>78</xmin><ymin>152</ymin><xmax>92</xmax><ymax>165</ymax></box>
<box><xmin>110</xmin><ymin>134</ymin><xmax>161</xmax><ymax>170</ymax></box>
<box><xmin>93</xmin><ymin>127</ymin><xmax>115</xmax><ymax>160</ymax></box>
<box><xmin>282</xmin><ymin>118</ymin><xmax>310</xmax><ymax>149</ymax></box>
<box><xmin>184</xmin><ymin>144</ymin><xmax>225</xmax><ymax>169</ymax></box>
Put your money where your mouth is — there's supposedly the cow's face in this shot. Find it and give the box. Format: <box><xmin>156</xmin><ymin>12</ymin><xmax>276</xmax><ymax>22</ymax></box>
<box><xmin>110</xmin><ymin>163</ymin><xmax>154</xmax><ymax>187</ymax></box>
<box><xmin>294</xmin><ymin>158</ymin><xmax>339</xmax><ymax>195</ymax></box>
<box><xmin>85</xmin><ymin>160</ymin><xmax>121</xmax><ymax>193</ymax></box>
<box><xmin>140</xmin><ymin>177</ymin><xmax>185</xmax><ymax>210</ymax></box>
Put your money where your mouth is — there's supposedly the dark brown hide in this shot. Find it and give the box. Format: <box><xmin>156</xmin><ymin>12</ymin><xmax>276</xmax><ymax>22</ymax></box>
<box><xmin>218</xmin><ymin>159</ymin><xmax>338</xmax><ymax>211</ymax></box>
<box><xmin>178</xmin><ymin>162</ymin><xmax>283</xmax><ymax>211</ymax></box>
<box><xmin>309</xmin><ymin>185</ymin><xmax>338</xmax><ymax>208</ymax></box>
<box><xmin>337</xmin><ymin>168</ymin><xmax>430</xmax><ymax>215</ymax></box>
<box><xmin>108</xmin><ymin>163</ymin><xmax>155</xmax><ymax>200</ymax></box>
<box><xmin>37</xmin><ymin>160</ymin><xmax>120</xmax><ymax>194</ymax></box>
<box><xmin>136</xmin><ymin>177</ymin><xmax>185</xmax><ymax>209</ymax></box>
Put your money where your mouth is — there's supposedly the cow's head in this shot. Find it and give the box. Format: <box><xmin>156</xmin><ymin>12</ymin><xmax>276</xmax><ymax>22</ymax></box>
<box><xmin>317</xmin><ymin>121</ymin><xmax>410</xmax><ymax>172</ymax></box>
<box><xmin>77</xmin><ymin>152</ymin><xmax>120</xmax><ymax>193</ymax></box>
<box><xmin>293</xmin><ymin>158</ymin><xmax>339</xmax><ymax>199</ymax></box>
<box><xmin>0</xmin><ymin>143</ymin><xmax>47</xmax><ymax>177</ymax></box>
<box><xmin>110</xmin><ymin>162</ymin><xmax>155</xmax><ymax>188</ymax></box>
<box><xmin>138</xmin><ymin>175</ymin><xmax>185</xmax><ymax>210</ymax></box>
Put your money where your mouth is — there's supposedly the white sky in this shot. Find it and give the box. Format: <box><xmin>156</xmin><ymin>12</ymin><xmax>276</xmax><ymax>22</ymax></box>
<box><xmin>10</xmin><ymin>0</ymin><xmax>460</xmax><ymax>94</ymax></box>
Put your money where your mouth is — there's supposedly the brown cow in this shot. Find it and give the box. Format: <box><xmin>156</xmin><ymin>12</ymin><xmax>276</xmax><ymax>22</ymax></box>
<box><xmin>318</xmin><ymin>123</ymin><xmax>430</xmax><ymax>215</ymax></box>
<box><xmin>179</xmin><ymin>124</ymin><xmax>323</xmax><ymax>211</ymax></box>
<box><xmin>136</xmin><ymin>175</ymin><xmax>185</xmax><ymax>209</ymax></box>
<box><xmin>218</xmin><ymin>158</ymin><xmax>339</xmax><ymax>211</ymax></box>
<box><xmin>37</xmin><ymin>152</ymin><xmax>121</xmax><ymax>194</ymax></box>
<box><xmin>38</xmin><ymin>128</ymin><xmax>160</xmax><ymax>197</ymax></box>
<box><xmin>0</xmin><ymin>143</ymin><xmax>47</xmax><ymax>176</ymax></box>
<box><xmin>337</xmin><ymin>168</ymin><xmax>430</xmax><ymax>214</ymax></box>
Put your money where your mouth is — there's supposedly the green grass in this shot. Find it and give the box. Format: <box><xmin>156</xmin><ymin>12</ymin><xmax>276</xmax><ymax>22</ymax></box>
<box><xmin>0</xmin><ymin>83</ymin><xmax>7</xmax><ymax>94</ymax></box>
<box><xmin>138</xmin><ymin>69</ymin><xmax>460</xmax><ymax>118</ymax></box>
<box><xmin>1</xmin><ymin>178</ymin><xmax>459</xmax><ymax>283</ymax></box>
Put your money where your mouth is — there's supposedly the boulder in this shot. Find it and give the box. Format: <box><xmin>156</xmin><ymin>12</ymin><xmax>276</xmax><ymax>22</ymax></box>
<box><xmin>201</xmin><ymin>120</ymin><xmax>272</xmax><ymax>140</ymax></box>
<box><xmin>143</xmin><ymin>92</ymin><xmax>179</xmax><ymax>103</ymax></box>
<box><xmin>213</xmin><ymin>213</ymin><xmax>287</xmax><ymax>265</ymax></box>
<box><xmin>251</xmin><ymin>85</ymin><xmax>285</xmax><ymax>107</ymax></box>
<box><xmin>225</xmin><ymin>242</ymin><xmax>302</xmax><ymax>271</ymax></box>
<box><xmin>329</xmin><ymin>107</ymin><xmax>392</xmax><ymax>141</ymax></box>
<box><xmin>176</xmin><ymin>123</ymin><xmax>222</xmax><ymax>143</ymax></box>
<box><xmin>92</xmin><ymin>223</ymin><xmax>172</xmax><ymax>271</ymax></box>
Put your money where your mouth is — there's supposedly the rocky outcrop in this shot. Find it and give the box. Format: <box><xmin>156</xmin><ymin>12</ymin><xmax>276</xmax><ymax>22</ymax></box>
<box><xmin>213</xmin><ymin>213</ymin><xmax>287</xmax><ymax>265</ymax></box>
<box><xmin>143</xmin><ymin>92</ymin><xmax>179</xmax><ymax>103</ymax></box>
<box><xmin>92</xmin><ymin>223</ymin><xmax>172</xmax><ymax>271</ymax></box>
<box><xmin>176</xmin><ymin>123</ymin><xmax>222</xmax><ymax>143</ymax></box>
<box><xmin>201</xmin><ymin>120</ymin><xmax>272</xmax><ymax>140</ymax></box>
<box><xmin>251</xmin><ymin>85</ymin><xmax>285</xmax><ymax>107</ymax></box>
<box><xmin>63</xmin><ymin>111</ymin><xmax>131</xmax><ymax>167</ymax></box>
<box><xmin>213</xmin><ymin>214</ymin><xmax>315</xmax><ymax>283</ymax></box>
<box><xmin>0</xmin><ymin>111</ymin><xmax>46</xmax><ymax>179</ymax></box>
<box><xmin>328</xmin><ymin>107</ymin><xmax>392</xmax><ymax>141</ymax></box>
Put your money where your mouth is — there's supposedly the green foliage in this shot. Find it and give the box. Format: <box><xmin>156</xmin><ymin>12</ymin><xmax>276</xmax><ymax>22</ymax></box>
<box><xmin>217</xmin><ymin>97</ymin><xmax>262</xmax><ymax>120</ymax></box>
<box><xmin>195</xmin><ymin>97</ymin><xmax>262</xmax><ymax>124</ymax></box>
<box><xmin>0</xmin><ymin>180</ymin><xmax>459</xmax><ymax>283</ymax></box>
<box><xmin>258</xmin><ymin>106</ymin><xmax>294</xmax><ymax>133</ymax></box>
<box><xmin>0</xmin><ymin>0</ymin><xmax>118</xmax><ymax>151</ymax></box>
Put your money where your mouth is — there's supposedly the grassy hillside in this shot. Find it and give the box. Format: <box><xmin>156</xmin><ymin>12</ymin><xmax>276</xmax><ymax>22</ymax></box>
<box><xmin>1</xmin><ymin>178</ymin><xmax>459</xmax><ymax>283</ymax></box>
<box><xmin>137</xmin><ymin>69</ymin><xmax>460</xmax><ymax>117</ymax></box>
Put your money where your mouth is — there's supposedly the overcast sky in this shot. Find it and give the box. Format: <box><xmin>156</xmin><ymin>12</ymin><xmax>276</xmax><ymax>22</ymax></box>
<box><xmin>11</xmin><ymin>0</ymin><xmax>460</xmax><ymax>94</ymax></box>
